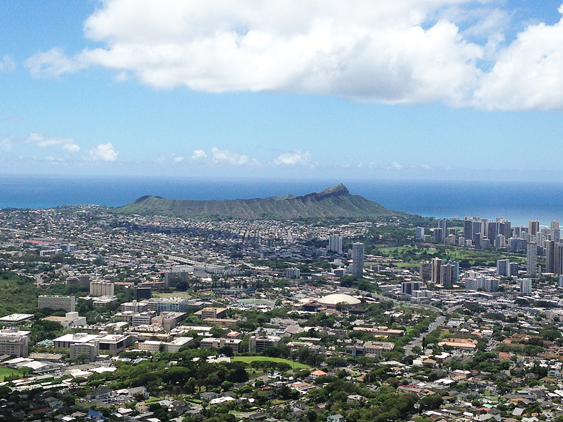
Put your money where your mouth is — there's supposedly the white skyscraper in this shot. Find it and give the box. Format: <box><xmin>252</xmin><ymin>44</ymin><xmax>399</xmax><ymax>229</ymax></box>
<box><xmin>328</xmin><ymin>235</ymin><xmax>343</xmax><ymax>254</ymax></box>
<box><xmin>351</xmin><ymin>243</ymin><xmax>364</xmax><ymax>278</ymax></box>
<box><xmin>416</xmin><ymin>227</ymin><xmax>425</xmax><ymax>240</ymax></box>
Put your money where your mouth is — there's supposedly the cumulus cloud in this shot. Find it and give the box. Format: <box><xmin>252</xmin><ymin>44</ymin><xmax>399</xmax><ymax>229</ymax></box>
<box><xmin>90</xmin><ymin>143</ymin><xmax>119</xmax><ymax>161</ymax></box>
<box><xmin>211</xmin><ymin>147</ymin><xmax>257</xmax><ymax>166</ymax></box>
<box><xmin>22</xmin><ymin>0</ymin><xmax>563</xmax><ymax>109</ymax></box>
<box><xmin>191</xmin><ymin>149</ymin><xmax>207</xmax><ymax>160</ymax></box>
<box><xmin>0</xmin><ymin>132</ymin><xmax>80</xmax><ymax>152</ymax></box>
<box><xmin>0</xmin><ymin>55</ymin><xmax>15</xmax><ymax>72</ymax></box>
<box><xmin>475</xmin><ymin>5</ymin><xmax>563</xmax><ymax>110</ymax></box>
<box><xmin>274</xmin><ymin>150</ymin><xmax>315</xmax><ymax>168</ymax></box>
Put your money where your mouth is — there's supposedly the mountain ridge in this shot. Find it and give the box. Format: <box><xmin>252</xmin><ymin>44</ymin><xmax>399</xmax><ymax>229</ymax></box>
<box><xmin>116</xmin><ymin>184</ymin><xmax>406</xmax><ymax>220</ymax></box>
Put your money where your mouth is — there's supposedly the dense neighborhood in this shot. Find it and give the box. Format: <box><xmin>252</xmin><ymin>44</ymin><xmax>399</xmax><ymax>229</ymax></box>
<box><xmin>0</xmin><ymin>206</ymin><xmax>562</xmax><ymax>422</ymax></box>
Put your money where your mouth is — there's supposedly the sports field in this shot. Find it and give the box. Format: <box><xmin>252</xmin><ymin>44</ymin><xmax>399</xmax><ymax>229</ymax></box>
<box><xmin>0</xmin><ymin>367</ymin><xmax>22</xmax><ymax>381</ymax></box>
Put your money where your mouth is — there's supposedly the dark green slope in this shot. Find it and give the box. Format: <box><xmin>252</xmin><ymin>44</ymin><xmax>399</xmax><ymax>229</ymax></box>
<box><xmin>116</xmin><ymin>184</ymin><xmax>406</xmax><ymax>220</ymax></box>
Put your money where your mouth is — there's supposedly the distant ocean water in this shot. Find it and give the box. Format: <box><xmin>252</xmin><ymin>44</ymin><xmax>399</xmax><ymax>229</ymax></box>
<box><xmin>1</xmin><ymin>174</ymin><xmax>562</xmax><ymax>226</ymax></box>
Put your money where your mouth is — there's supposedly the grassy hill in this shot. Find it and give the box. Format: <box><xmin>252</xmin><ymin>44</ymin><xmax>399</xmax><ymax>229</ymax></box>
<box><xmin>0</xmin><ymin>272</ymin><xmax>39</xmax><ymax>316</ymax></box>
<box><xmin>116</xmin><ymin>184</ymin><xmax>406</xmax><ymax>220</ymax></box>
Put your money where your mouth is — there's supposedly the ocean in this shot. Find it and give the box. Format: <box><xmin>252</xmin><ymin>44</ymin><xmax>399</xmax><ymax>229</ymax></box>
<box><xmin>0</xmin><ymin>174</ymin><xmax>562</xmax><ymax>226</ymax></box>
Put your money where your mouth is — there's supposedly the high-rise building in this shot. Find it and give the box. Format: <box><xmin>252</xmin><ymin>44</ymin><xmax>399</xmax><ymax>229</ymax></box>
<box><xmin>90</xmin><ymin>281</ymin><xmax>115</xmax><ymax>296</ymax></box>
<box><xmin>497</xmin><ymin>259</ymin><xmax>510</xmax><ymax>276</ymax></box>
<box><xmin>521</xmin><ymin>278</ymin><xmax>532</xmax><ymax>295</ymax></box>
<box><xmin>546</xmin><ymin>240</ymin><xmax>556</xmax><ymax>273</ymax></box>
<box><xmin>509</xmin><ymin>262</ymin><xmax>519</xmax><ymax>277</ymax></box>
<box><xmin>473</xmin><ymin>232</ymin><xmax>482</xmax><ymax>249</ymax></box>
<box><xmin>419</xmin><ymin>262</ymin><xmax>432</xmax><ymax>281</ymax></box>
<box><xmin>431</xmin><ymin>258</ymin><xmax>442</xmax><ymax>285</ymax></box>
<box><xmin>351</xmin><ymin>243</ymin><xmax>364</xmax><ymax>278</ymax></box>
<box><xmin>328</xmin><ymin>235</ymin><xmax>343</xmax><ymax>254</ymax></box>
<box><xmin>440</xmin><ymin>263</ymin><xmax>455</xmax><ymax>286</ymax></box>
<box><xmin>285</xmin><ymin>267</ymin><xmax>301</xmax><ymax>279</ymax></box>
<box><xmin>499</xmin><ymin>221</ymin><xmax>512</xmax><ymax>239</ymax></box>
<box><xmin>487</xmin><ymin>222</ymin><xmax>498</xmax><ymax>242</ymax></box>
<box><xmin>416</xmin><ymin>227</ymin><xmax>425</xmax><ymax>240</ymax></box>
<box><xmin>557</xmin><ymin>243</ymin><xmax>563</xmax><ymax>275</ymax></box>
<box><xmin>552</xmin><ymin>221</ymin><xmax>561</xmax><ymax>242</ymax></box>
<box><xmin>494</xmin><ymin>234</ymin><xmax>506</xmax><ymax>249</ymax></box>
<box><xmin>527</xmin><ymin>242</ymin><xmax>538</xmax><ymax>277</ymax></box>
<box><xmin>438</xmin><ymin>219</ymin><xmax>447</xmax><ymax>242</ymax></box>
<box><xmin>434</xmin><ymin>228</ymin><xmax>443</xmax><ymax>243</ymax></box>
<box><xmin>529</xmin><ymin>220</ymin><xmax>540</xmax><ymax>236</ymax></box>
<box><xmin>473</xmin><ymin>221</ymin><xmax>483</xmax><ymax>239</ymax></box>
<box><xmin>464</xmin><ymin>220</ymin><xmax>473</xmax><ymax>241</ymax></box>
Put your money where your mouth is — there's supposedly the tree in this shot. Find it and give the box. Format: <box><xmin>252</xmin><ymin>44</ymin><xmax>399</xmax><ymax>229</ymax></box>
<box><xmin>420</xmin><ymin>394</ymin><xmax>444</xmax><ymax>410</ymax></box>
<box><xmin>218</xmin><ymin>346</ymin><xmax>233</xmax><ymax>357</ymax></box>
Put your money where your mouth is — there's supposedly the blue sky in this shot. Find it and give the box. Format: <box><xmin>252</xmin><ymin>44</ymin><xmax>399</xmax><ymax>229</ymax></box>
<box><xmin>1</xmin><ymin>0</ymin><xmax>563</xmax><ymax>181</ymax></box>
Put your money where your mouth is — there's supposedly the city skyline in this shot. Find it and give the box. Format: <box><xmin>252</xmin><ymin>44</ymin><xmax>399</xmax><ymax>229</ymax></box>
<box><xmin>1</xmin><ymin>1</ymin><xmax>563</xmax><ymax>180</ymax></box>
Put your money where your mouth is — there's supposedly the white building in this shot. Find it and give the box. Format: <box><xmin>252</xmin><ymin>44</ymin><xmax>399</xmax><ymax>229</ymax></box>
<box><xmin>521</xmin><ymin>278</ymin><xmax>532</xmax><ymax>295</ymax></box>
<box><xmin>43</xmin><ymin>312</ymin><xmax>86</xmax><ymax>328</ymax></box>
<box><xmin>90</xmin><ymin>281</ymin><xmax>115</xmax><ymax>297</ymax></box>
<box><xmin>0</xmin><ymin>329</ymin><xmax>30</xmax><ymax>357</ymax></box>
<box><xmin>328</xmin><ymin>235</ymin><xmax>343</xmax><ymax>254</ymax></box>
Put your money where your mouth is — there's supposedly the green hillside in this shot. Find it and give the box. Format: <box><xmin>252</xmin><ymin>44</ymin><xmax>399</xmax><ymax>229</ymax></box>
<box><xmin>0</xmin><ymin>272</ymin><xmax>39</xmax><ymax>316</ymax></box>
<box><xmin>116</xmin><ymin>184</ymin><xmax>406</xmax><ymax>220</ymax></box>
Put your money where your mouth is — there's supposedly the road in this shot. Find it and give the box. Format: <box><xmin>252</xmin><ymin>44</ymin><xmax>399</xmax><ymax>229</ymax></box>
<box><xmin>404</xmin><ymin>305</ymin><xmax>462</xmax><ymax>355</ymax></box>
<box><xmin>370</xmin><ymin>292</ymin><xmax>464</xmax><ymax>356</ymax></box>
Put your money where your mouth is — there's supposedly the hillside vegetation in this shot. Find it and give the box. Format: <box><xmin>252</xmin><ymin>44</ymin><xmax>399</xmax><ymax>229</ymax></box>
<box><xmin>116</xmin><ymin>184</ymin><xmax>405</xmax><ymax>220</ymax></box>
<box><xmin>0</xmin><ymin>271</ymin><xmax>39</xmax><ymax>316</ymax></box>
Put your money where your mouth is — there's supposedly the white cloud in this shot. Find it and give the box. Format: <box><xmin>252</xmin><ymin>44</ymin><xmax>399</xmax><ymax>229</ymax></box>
<box><xmin>273</xmin><ymin>150</ymin><xmax>315</xmax><ymax>167</ymax></box>
<box><xmin>211</xmin><ymin>147</ymin><xmax>256</xmax><ymax>166</ymax></box>
<box><xmin>474</xmin><ymin>5</ymin><xmax>563</xmax><ymax>110</ymax></box>
<box><xmin>0</xmin><ymin>55</ymin><xmax>15</xmax><ymax>72</ymax></box>
<box><xmin>24</xmin><ymin>47</ymin><xmax>88</xmax><ymax>77</ymax></box>
<box><xmin>90</xmin><ymin>143</ymin><xmax>119</xmax><ymax>161</ymax></box>
<box><xmin>390</xmin><ymin>161</ymin><xmax>405</xmax><ymax>170</ymax></box>
<box><xmin>191</xmin><ymin>149</ymin><xmax>207</xmax><ymax>160</ymax></box>
<box><xmin>22</xmin><ymin>0</ymin><xmax>563</xmax><ymax>110</ymax></box>
<box><xmin>0</xmin><ymin>132</ymin><xmax>80</xmax><ymax>152</ymax></box>
<box><xmin>24</xmin><ymin>0</ymin><xmax>484</xmax><ymax>106</ymax></box>
<box><xmin>173</xmin><ymin>155</ymin><xmax>184</xmax><ymax>162</ymax></box>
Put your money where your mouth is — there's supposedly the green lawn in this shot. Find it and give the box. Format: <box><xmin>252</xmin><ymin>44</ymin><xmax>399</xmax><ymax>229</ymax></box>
<box><xmin>232</xmin><ymin>356</ymin><xmax>310</xmax><ymax>370</ymax></box>
<box><xmin>0</xmin><ymin>367</ymin><xmax>22</xmax><ymax>381</ymax></box>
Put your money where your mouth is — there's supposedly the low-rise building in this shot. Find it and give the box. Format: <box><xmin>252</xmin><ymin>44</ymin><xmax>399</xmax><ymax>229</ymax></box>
<box><xmin>54</xmin><ymin>333</ymin><xmax>132</xmax><ymax>355</ymax></box>
<box><xmin>70</xmin><ymin>341</ymin><xmax>99</xmax><ymax>362</ymax></box>
<box><xmin>200</xmin><ymin>338</ymin><xmax>242</xmax><ymax>354</ymax></box>
<box><xmin>43</xmin><ymin>312</ymin><xmax>86</xmax><ymax>328</ymax></box>
<box><xmin>345</xmin><ymin>341</ymin><xmax>395</xmax><ymax>358</ymax></box>
<box><xmin>38</xmin><ymin>295</ymin><xmax>76</xmax><ymax>312</ymax></box>
<box><xmin>0</xmin><ymin>329</ymin><xmax>30</xmax><ymax>357</ymax></box>
<box><xmin>249</xmin><ymin>335</ymin><xmax>283</xmax><ymax>353</ymax></box>
<box><xmin>195</xmin><ymin>307</ymin><xmax>227</xmax><ymax>319</ymax></box>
